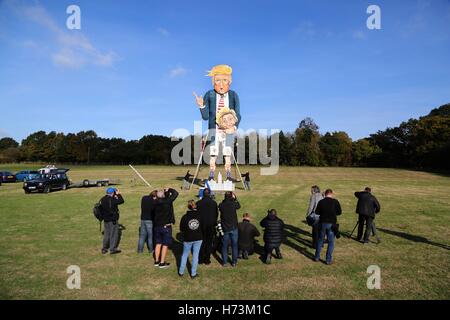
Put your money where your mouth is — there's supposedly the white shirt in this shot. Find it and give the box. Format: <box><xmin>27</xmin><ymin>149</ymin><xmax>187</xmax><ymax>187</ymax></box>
<box><xmin>200</xmin><ymin>92</ymin><xmax>229</xmax><ymax>131</ymax></box>
<box><xmin>215</xmin><ymin>92</ymin><xmax>229</xmax><ymax>130</ymax></box>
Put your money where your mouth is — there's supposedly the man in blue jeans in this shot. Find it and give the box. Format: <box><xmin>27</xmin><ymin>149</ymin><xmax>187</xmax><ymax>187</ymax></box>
<box><xmin>137</xmin><ymin>190</ymin><xmax>157</xmax><ymax>254</ymax></box>
<box><xmin>153</xmin><ymin>188</ymin><xmax>179</xmax><ymax>268</ymax></box>
<box><xmin>314</xmin><ymin>189</ymin><xmax>342</xmax><ymax>265</ymax></box>
<box><xmin>219</xmin><ymin>191</ymin><xmax>241</xmax><ymax>267</ymax></box>
<box><xmin>179</xmin><ymin>200</ymin><xmax>203</xmax><ymax>279</ymax></box>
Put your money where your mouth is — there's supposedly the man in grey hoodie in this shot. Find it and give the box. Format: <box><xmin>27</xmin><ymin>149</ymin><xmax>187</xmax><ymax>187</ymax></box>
<box><xmin>306</xmin><ymin>185</ymin><xmax>324</xmax><ymax>248</ymax></box>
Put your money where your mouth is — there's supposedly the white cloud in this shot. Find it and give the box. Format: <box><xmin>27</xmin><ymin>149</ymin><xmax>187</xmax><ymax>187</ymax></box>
<box><xmin>10</xmin><ymin>1</ymin><xmax>119</xmax><ymax>68</ymax></box>
<box><xmin>157</xmin><ymin>27</ymin><xmax>170</xmax><ymax>37</ymax></box>
<box><xmin>352</xmin><ymin>30</ymin><xmax>367</xmax><ymax>40</ymax></box>
<box><xmin>169</xmin><ymin>66</ymin><xmax>187</xmax><ymax>78</ymax></box>
<box><xmin>51</xmin><ymin>48</ymin><xmax>84</xmax><ymax>68</ymax></box>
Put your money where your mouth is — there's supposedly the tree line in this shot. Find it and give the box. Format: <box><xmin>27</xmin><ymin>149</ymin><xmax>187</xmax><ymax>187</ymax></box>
<box><xmin>0</xmin><ymin>103</ymin><xmax>449</xmax><ymax>170</ymax></box>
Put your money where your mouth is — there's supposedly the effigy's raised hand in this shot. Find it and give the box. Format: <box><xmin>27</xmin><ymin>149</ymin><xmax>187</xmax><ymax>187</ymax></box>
<box><xmin>193</xmin><ymin>92</ymin><xmax>204</xmax><ymax>107</ymax></box>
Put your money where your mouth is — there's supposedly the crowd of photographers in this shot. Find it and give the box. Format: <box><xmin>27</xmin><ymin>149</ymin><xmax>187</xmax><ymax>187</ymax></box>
<box><xmin>96</xmin><ymin>181</ymin><xmax>381</xmax><ymax>279</ymax></box>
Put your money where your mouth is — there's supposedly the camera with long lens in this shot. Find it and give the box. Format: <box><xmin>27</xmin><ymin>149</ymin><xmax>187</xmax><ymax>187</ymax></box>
<box><xmin>216</xmin><ymin>221</ymin><xmax>224</xmax><ymax>237</ymax></box>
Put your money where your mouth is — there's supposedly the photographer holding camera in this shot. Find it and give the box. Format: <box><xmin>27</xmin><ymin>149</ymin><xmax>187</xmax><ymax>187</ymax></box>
<box><xmin>313</xmin><ymin>189</ymin><xmax>342</xmax><ymax>265</ymax></box>
<box><xmin>153</xmin><ymin>187</ymin><xmax>179</xmax><ymax>268</ymax></box>
<box><xmin>196</xmin><ymin>188</ymin><xmax>219</xmax><ymax>265</ymax></box>
<box><xmin>100</xmin><ymin>187</ymin><xmax>125</xmax><ymax>255</ymax></box>
<box><xmin>355</xmin><ymin>187</ymin><xmax>381</xmax><ymax>244</ymax></box>
<box><xmin>306</xmin><ymin>185</ymin><xmax>324</xmax><ymax>249</ymax></box>
<box><xmin>218</xmin><ymin>191</ymin><xmax>241</xmax><ymax>267</ymax></box>
<box><xmin>238</xmin><ymin>213</ymin><xmax>260</xmax><ymax>259</ymax></box>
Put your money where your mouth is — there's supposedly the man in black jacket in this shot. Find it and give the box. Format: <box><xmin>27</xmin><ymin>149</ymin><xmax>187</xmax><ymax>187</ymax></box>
<box><xmin>260</xmin><ymin>209</ymin><xmax>284</xmax><ymax>264</ymax></box>
<box><xmin>137</xmin><ymin>190</ymin><xmax>157</xmax><ymax>254</ymax></box>
<box><xmin>219</xmin><ymin>191</ymin><xmax>241</xmax><ymax>267</ymax></box>
<box><xmin>196</xmin><ymin>188</ymin><xmax>218</xmax><ymax>264</ymax></box>
<box><xmin>314</xmin><ymin>189</ymin><xmax>342</xmax><ymax>265</ymax></box>
<box><xmin>101</xmin><ymin>188</ymin><xmax>125</xmax><ymax>255</ymax></box>
<box><xmin>153</xmin><ymin>187</ymin><xmax>179</xmax><ymax>268</ymax></box>
<box><xmin>179</xmin><ymin>200</ymin><xmax>203</xmax><ymax>279</ymax></box>
<box><xmin>238</xmin><ymin>213</ymin><xmax>260</xmax><ymax>259</ymax></box>
<box><xmin>355</xmin><ymin>187</ymin><xmax>381</xmax><ymax>244</ymax></box>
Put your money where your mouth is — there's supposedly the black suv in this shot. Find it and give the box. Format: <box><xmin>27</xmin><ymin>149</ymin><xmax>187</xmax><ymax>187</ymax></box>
<box><xmin>23</xmin><ymin>169</ymin><xmax>70</xmax><ymax>194</ymax></box>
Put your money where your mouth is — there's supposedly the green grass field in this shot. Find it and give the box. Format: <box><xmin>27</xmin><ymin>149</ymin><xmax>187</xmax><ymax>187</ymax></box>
<box><xmin>0</xmin><ymin>164</ymin><xmax>449</xmax><ymax>300</ymax></box>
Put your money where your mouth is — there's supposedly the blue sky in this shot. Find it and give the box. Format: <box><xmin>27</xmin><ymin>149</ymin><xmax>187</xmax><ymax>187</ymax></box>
<box><xmin>1</xmin><ymin>0</ymin><xmax>449</xmax><ymax>142</ymax></box>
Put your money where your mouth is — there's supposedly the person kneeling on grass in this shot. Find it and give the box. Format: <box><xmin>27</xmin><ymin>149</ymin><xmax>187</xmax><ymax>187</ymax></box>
<box><xmin>238</xmin><ymin>213</ymin><xmax>260</xmax><ymax>259</ymax></box>
<box><xmin>100</xmin><ymin>188</ymin><xmax>125</xmax><ymax>255</ymax></box>
<box><xmin>178</xmin><ymin>200</ymin><xmax>203</xmax><ymax>279</ymax></box>
<box><xmin>153</xmin><ymin>187</ymin><xmax>179</xmax><ymax>268</ymax></box>
<box><xmin>260</xmin><ymin>209</ymin><xmax>284</xmax><ymax>264</ymax></box>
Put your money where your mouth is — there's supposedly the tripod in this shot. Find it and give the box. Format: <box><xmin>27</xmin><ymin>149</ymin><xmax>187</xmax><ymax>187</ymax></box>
<box><xmin>349</xmin><ymin>220</ymin><xmax>359</xmax><ymax>238</ymax></box>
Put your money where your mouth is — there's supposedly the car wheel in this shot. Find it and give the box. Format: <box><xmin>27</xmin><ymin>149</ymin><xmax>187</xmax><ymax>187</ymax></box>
<box><xmin>44</xmin><ymin>186</ymin><xmax>50</xmax><ymax>194</ymax></box>
<box><xmin>24</xmin><ymin>189</ymin><xmax>30</xmax><ymax>194</ymax></box>
<box><xmin>83</xmin><ymin>179</ymin><xmax>89</xmax><ymax>187</ymax></box>
<box><xmin>62</xmin><ymin>184</ymin><xmax>67</xmax><ymax>190</ymax></box>
<box><xmin>97</xmin><ymin>182</ymin><xmax>102</xmax><ymax>187</ymax></box>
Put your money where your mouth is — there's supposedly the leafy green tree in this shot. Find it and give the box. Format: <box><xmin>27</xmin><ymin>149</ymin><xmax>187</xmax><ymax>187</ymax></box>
<box><xmin>20</xmin><ymin>131</ymin><xmax>49</xmax><ymax>161</ymax></box>
<box><xmin>293</xmin><ymin>118</ymin><xmax>321</xmax><ymax>166</ymax></box>
<box><xmin>319</xmin><ymin>131</ymin><xmax>353</xmax><ymax>166</ymax></box>
<box><xmin>352</xmin><ymin>139</ymin><xmax>382</xmax><ymax>166</ymax></box>
<box><xmin>278</xmin><ymin>131</ymin><xmax>294</xmax><ymax>165</ymax></box>
<box><xmin>0</xmin><ymin>137</ymin><xmax>19</xmax><ymax>150</ymax></box>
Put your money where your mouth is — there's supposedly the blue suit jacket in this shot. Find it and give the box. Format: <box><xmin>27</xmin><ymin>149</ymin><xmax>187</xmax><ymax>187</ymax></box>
<box><xmin>200</xmin><ymin>90</ymin><xmax>241</xmax><ymax>129</ymax></box>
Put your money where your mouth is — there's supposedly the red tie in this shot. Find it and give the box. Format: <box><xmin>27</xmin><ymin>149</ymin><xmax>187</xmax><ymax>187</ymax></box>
<box><xmin>218</xmin><ymin>95</ymin><xmax>224</xmax><ymax>111</ymax></box>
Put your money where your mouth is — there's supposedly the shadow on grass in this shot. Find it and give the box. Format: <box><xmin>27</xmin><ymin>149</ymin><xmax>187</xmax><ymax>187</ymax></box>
<box><xmin>170</xmin><ymin>232</ymin><xmax>191</xmax><ymax>271</ymax></box>
<box><xmin>175</xmin><ymin>176</ymin><xmax>206</xmax><ymax>189</ymax></box>
<box><xmin>283</xmin><ymin>224</ymin><xmax>316</xmax><ymax>260</ymax></box>
<box><xmin>378</xmin><ymin>228</ymin><xmax>450</xmax><ymax>250</ymax></box>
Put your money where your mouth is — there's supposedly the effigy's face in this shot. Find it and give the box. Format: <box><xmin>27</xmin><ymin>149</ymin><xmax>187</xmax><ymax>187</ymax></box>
<box><xmin>213</xmin><ymin>74</ymin><xmax>231</xmax><ymax>94</ymax></box>
<box><xmin>222</xmin><ymin>113</ymin><xmax>236</xmax><ymax>129</ymax></box>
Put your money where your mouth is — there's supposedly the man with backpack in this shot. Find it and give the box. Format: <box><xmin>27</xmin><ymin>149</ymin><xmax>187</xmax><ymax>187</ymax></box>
<box><xmin>99</xmin><ymin>188</ymin><xmax>125</xmax><ymax>255</ymax></box>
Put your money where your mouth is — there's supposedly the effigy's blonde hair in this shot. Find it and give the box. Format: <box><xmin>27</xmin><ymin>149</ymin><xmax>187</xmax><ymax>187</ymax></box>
<box><xmin>216</xmin><ymin>107</ymin><xmax>238</xmax><ymax>128</ymax></box>
<box><xmin>206</xmin><ymin>64</ymin><xmax>233</xmax><ymax>77</ymax></box>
